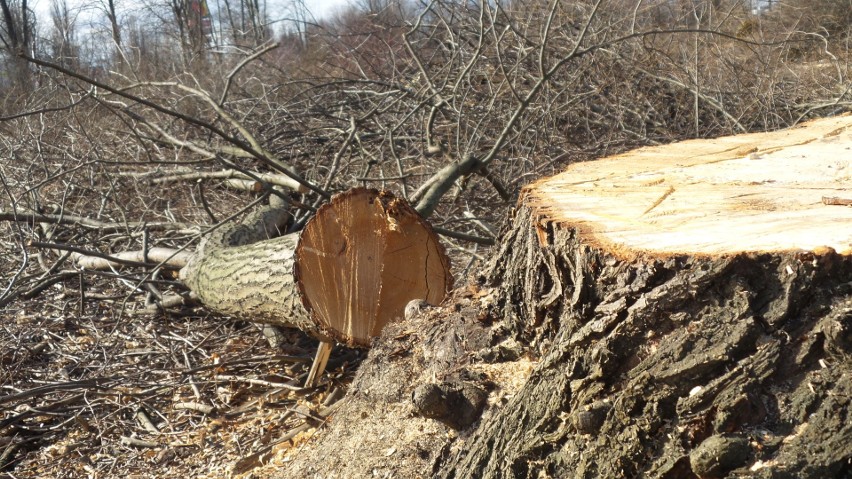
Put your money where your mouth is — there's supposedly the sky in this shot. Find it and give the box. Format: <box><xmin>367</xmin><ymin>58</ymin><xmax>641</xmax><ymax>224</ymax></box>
<box><xmin>23</xmin><ymin>0</ymin><xmax>353</xmax><ymax>62</ymax></box>
<box><xmin>30</xmin><ymin>0</ymin><xmax>353</xmax><ymax>28</ymax></box>
<box><xmin>303</xmin><ymin>0</ymin><xmax>350</xmax><ymax>19</ymax></box>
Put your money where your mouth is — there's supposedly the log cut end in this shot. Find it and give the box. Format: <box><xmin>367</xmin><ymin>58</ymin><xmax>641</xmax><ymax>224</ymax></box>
<box><xmin>527</xmin><ymin>113</ymin><xmax>852</xmax><ymax>257</ymax></box>
<box><xmin>295</xmin><ymin>188</ymin><xmax>452</xmax><ymax>347</ymax></box>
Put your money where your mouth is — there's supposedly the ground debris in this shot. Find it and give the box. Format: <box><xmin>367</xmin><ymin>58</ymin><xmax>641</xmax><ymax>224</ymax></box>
<box><xmin>0</xmin><ymin>275</ymin><xmax>358</xmax><ymax>478</ymax></box>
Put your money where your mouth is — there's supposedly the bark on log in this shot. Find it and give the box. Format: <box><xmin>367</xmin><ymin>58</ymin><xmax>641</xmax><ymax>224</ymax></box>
<box><xmin>274</xmin><ymin>115</ymin><xmax>852</xmax><ymax>479</ymax></box>
<box><xmin>180</xmin><ymin>188</ymin><xmax>453</xmax><ymax>346</ymax></box>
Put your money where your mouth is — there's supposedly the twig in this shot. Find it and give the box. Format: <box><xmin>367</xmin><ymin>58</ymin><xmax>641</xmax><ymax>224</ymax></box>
<box><xmin>120</xmin><ymin>436</ymin><xmax>161</xmax><ymax>448</ymax></box>
<box><xmin>215</xmin><ymin>375</ymin><xmax>303</xmax><ymax>391</ymax></box>
<box><xmin>135</xmin><ymin>409</ymin><xmax>160</xmax><ymax>433</ymax></box>
<box><xmin>0</xmin><ymin>211</ymin><xmax>194</xmax><ymax>233</ymax></box>
<box><xmin>173</xmin><ymin>402</ymin><xmax>215</xmax><ymax>415</ymax></box>
<box><xmin>0</xmin><ymin>271</ymin><xmax>78</xmax><ymax>308</ymax></box>
<box><xmin>219</xmin><ymin>42</ymin><xmax>279</xmax><ymax>105</ymax></box>
<box><xmin>182</xmin><ymin>351</ymin><xmax>203</xmax><ymax>400</ymax></box>
<box><xmin>462</xmin><ymin>211</ymin><xmax>498</xmax><ymax>237</ymax></box>
<box><xmin>433</xmin><ymin>227</ymin><xmax>495</xmax><ymax>245</ymax></box>
<box><xmin>18</xmin><ymin>53</ymin><xmax>328</xmax><ymax>199</ymax></box>
<box><xmin>180</xmin><ymin>355</ymin><xmax>309</xmax><ymax>375</ymax></box>
<box><xmin>0</xmin><ymin>378</ymin><xmax>119</xmax><ymax>406</ymax></box>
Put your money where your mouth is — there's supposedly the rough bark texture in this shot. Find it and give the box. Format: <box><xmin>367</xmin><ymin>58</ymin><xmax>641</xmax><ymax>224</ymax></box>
<box><xmin>271</xmin><ymin>120</ymin><xmax>852</xmax><ymax>478</ymax></box>
<box><xmin>180</xmin><ymin>201</ymin><xmax>320</xmax><ymax>335</ymax></box>
<box><xmin>438</xmin><ymin>202</ymin><xmax>852</xmax><ymax>478</ymax></box>
<box><xmin>273</xmin><ymin>204</ymin><xmax>851</xmax><ymax>479</ymax></box>
<box><xmin>275</xmin><ymin>200</ymin><xmax>851</xmax><ymax>479</ymax></box>
<box><xmin>272</xmin><ymin>288</ymin><xmax>501</xmax><ymax>479</ymax></box>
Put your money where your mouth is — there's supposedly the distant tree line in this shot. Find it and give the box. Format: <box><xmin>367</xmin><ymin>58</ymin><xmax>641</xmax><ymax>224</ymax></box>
<box><xmin>0</xmin><ymin>0</ymin><xmax>849</xmax><ymax>285</ymax></box>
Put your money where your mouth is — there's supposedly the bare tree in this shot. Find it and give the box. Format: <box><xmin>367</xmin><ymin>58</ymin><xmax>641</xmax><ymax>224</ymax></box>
<box><xmin>46</xmin><ymin>0</ymin><xmax>76</xmax><ymax>67</ymax></box>
<box><xmin>0</xmin><ymin>0</ymin><xmax>33</xmax><ymax>85</ymax></box>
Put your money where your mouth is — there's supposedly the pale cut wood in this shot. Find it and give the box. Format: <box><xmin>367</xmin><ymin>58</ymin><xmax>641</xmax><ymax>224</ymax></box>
<box><xmin>296</xmin><ymin>189</ymin><xmax>453</xmax><ymax>347</ymax></box>
<box><xmin>527</xmin><ymin>114</ymin><xmax>852</xmax><ymax>257</ymax></box>
<box><xmin>305</xmin><ymin>341</ymin><xmax>334</xmax><ymax>388</ymax></box>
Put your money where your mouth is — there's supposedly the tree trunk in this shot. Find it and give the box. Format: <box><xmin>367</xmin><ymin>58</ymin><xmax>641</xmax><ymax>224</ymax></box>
<box><xmin>443</xmin><ymin>209</ymin><xmax>851</xmax><ymax>479</ymax></box>
<box><xmin>274</xmin><ymin>115</ymin><xmax>852</xmax><ymax>478</ymax></box>
<box><xmin>443</xmin><ymin>114</ymin><xmax>852</xmax><ymax>478</ymax></box>
<box><xmin>181</xmin><ymin>188</ymin><xmax>453</xmax><ymax>346</ymax></box>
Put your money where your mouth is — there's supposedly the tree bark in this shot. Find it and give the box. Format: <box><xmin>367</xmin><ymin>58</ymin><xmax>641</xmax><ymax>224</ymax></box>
<box><xmin>442</xmin><ymin>114</ymin><xmax>852</xmax><ymax>478</ymax></box>
<box><xmin>440</xmin><ymin>203</ymin><xmax>851</xmax><ymax>478</ymax></box>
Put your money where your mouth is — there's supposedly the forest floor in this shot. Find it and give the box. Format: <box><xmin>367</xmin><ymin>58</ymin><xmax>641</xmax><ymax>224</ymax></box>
<box><xmin>1</xmin><ymin>280</ymin><xmax>369</xmax><ymax>478</ymax></box>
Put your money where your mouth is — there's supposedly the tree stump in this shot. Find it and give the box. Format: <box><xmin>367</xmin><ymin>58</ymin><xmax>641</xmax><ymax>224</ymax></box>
<box><xmin>271</xmin><ymin>116</ymin><xmax>852</xmax><ymax>479</ymax></box>
<box><xmin>438</xmin><ymin>114</ymin><xmax>852</xmax><ymax>478</ymax></box>
<box><xmin>181</xmin><ymin>188</ymin><xmax>452</xmax><ymax>348</ymax></box>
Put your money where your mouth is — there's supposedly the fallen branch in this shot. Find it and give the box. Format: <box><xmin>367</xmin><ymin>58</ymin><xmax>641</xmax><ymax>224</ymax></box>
<box><xmin>215</xmin><ymin>375</ymin><xmax>302</xmax><ymax>391</ymax></box>
<box><xmin>72</xmin><ymin>247</ymin><xmax>191</xmax><ymax>270</ymax></box>
<box><xmin>30</xmin><ymin>242</ymin><xmax>165</xmax><ymax>269</ymax></box>
<box><xmin>19</xmin><ymin>53</ymin><xmax>329</xmax><ymax>199</ymax></box>
<box><xmin>0</xmin><ymin>211</ymin><xmax>195</xmax><ymax>234</ymax></box>
<box><xmin>142</xmin><ymin>168</ymin><xmax>307</xmax><ymax>193</ymax></box>
<box><xmin>433</xmin><ymin>226</ymin><xmax>495</xmax><ymax>245</ymax></box>
<box><xmin>0</xmin><ymin>271</ymin><xmax>79</xmax><ymax>308</ymax></box>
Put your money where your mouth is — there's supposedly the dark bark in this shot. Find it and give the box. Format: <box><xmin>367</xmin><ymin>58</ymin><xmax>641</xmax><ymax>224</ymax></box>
<box><xmin>437</xmin><ymin>201</ymin><xmax>852</xmax><ymax>478</ymax></box>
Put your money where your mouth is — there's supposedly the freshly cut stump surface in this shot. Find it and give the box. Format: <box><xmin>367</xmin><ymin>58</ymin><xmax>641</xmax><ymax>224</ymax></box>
<box><xmin>296</xmin><ymin>188</ymin><xmax>452</xmax><ymax>346</ymax></box>
<box><xmin>529</xmin><ymin>113</ymin><xmax>852</xmax><ymax>255</ymax></box>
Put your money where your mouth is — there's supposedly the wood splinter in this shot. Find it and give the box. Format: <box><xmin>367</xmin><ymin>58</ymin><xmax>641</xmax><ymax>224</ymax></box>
<box><xmin>822</xmin><ymin>196</ymin><xmax>852</xmax><ymax>206</ymax></box>
<box><xmin>305</xmin><ymin>341</ymin><xmax>334</xmax><ymax>388</ymax></box>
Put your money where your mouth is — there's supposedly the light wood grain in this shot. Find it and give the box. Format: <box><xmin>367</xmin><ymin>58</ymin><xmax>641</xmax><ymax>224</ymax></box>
<box><xmin>527</xmin><ymin>114</ymin><xmax>852</xmax><ymax>256</ymax></box>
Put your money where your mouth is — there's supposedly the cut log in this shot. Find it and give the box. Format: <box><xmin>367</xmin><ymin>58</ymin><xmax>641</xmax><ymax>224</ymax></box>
<box><xmin>295</xmin><ymin>189</ymin><xmax>452</xmax><ymax>346</ymax></box>
<box><xmin>275</xmin><ymin>115</ymin><xmax>852</xmax><ymax>478</ymax></box>
<box><xmin>181</xmin><ymin>187</ymin><xmax>452</xmax><ymax>347</ymax></box>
